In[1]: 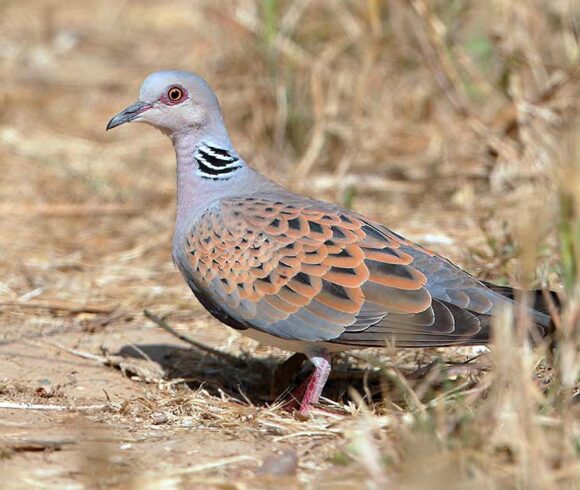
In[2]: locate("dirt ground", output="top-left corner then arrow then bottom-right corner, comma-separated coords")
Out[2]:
1,0 -> 578,488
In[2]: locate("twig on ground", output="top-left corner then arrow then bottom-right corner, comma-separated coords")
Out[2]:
143,309 -> 246,368
0,438 -> 75,452
31,340 -> 165,382
0,401 -> 107,411
0,299 -> 117,314
162,455 -> 260,476
83,309 -> 129,332
273,429 -> 342,442
27,340 -> 105,362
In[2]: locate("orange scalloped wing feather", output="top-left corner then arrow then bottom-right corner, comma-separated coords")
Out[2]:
186,196 -> 450,343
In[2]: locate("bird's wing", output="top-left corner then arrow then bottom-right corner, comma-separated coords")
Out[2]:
369,223 -> 505,314
185,196 -> 498,346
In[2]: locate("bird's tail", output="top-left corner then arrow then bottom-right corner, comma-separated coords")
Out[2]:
482,281 -> 559,338
482,281 -> 560,316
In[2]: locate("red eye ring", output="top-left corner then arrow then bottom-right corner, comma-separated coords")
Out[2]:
160,85 -> 188,105
167,86 -> 184,102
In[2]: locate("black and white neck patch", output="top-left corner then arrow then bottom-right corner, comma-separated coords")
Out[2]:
194,143 -> 242,180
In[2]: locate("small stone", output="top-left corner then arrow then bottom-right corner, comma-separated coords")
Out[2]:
257,449 -> 298,476
151,412 -> 168,425
36,385 -> 55,398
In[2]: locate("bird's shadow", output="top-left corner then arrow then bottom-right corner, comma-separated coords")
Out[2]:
115,343 -> 395,407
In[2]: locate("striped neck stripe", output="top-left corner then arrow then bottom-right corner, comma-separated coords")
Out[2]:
194,143 -> 241,180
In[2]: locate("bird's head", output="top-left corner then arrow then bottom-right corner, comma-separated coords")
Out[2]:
107,71 -> 223,136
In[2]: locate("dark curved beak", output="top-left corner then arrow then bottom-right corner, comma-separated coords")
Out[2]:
106,100 -> 151,130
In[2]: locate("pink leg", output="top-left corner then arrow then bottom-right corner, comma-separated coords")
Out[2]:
298,352 -> 331,415
282,351 -> 331,416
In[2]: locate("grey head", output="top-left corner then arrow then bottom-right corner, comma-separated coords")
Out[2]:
106,70 -> 279,229
106,70 -> 229,142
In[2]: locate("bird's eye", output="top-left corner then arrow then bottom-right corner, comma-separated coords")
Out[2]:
167,86 -> 184,102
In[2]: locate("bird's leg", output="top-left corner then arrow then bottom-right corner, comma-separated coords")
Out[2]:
285,350 -> 331,416
298,351 -> 331,415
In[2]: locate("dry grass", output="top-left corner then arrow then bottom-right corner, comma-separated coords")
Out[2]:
0,0 -> 578,488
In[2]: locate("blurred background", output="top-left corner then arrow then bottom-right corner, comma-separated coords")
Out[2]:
0,1 -> 578,488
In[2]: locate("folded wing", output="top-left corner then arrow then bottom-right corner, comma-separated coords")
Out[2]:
185,195 -> 532,346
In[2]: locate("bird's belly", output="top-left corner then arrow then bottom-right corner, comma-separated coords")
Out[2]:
241,328 -> 359,354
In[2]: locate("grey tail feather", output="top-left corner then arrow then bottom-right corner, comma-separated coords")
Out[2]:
482,281 -> 559,338
481,281 -> 560,317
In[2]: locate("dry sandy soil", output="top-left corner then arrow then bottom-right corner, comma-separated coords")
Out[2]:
0,1 -> 578,488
